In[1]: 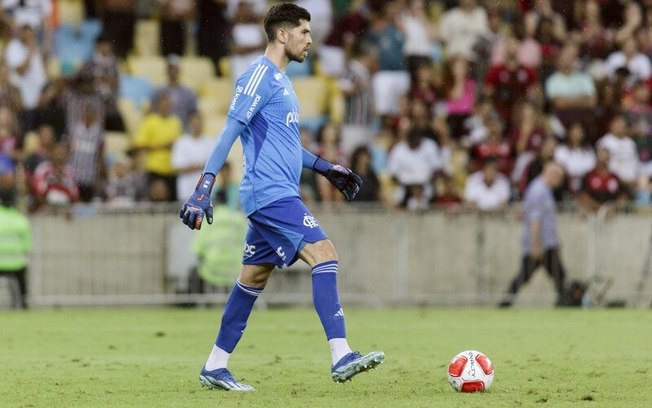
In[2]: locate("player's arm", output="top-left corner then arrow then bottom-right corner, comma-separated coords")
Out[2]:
301,148 -> 363,201
180,118 -> 245,230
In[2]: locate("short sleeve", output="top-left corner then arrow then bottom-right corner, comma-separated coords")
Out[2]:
227,63 -> 274,124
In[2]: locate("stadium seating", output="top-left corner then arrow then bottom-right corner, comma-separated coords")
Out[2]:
53,20 -> 102,71
119,75 -> 153,109
57,0 -> 84,26
126,55 -> 168,87
179,56 -> 216,92
200,78 -> 235,115
133,19 -> 160,57
104,131 -> 130,160
117,98 -> 145,138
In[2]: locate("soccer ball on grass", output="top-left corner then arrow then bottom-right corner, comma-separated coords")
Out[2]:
447,350 -> 494,392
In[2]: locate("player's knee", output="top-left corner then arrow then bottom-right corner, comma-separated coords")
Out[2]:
238,265 -> 273,288
299,239 -> 338,267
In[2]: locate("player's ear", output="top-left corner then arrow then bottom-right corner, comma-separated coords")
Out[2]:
277,27 -> 288,44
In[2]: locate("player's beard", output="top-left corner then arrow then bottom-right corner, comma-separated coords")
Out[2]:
286,45 -> 308,63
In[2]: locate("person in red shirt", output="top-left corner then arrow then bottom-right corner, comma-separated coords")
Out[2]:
471,114 -> 513,176
484,36 -> 539,124
31,142 -> 79,211
576,146 -> 628,217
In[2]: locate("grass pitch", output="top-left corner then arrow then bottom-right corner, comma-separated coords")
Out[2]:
1,307 -> 651,408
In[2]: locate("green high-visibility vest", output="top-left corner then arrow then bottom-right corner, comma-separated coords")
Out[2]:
0,206 -> 31,271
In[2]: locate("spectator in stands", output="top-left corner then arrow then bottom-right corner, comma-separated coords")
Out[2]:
613,1 -> 642,46
596,113 -> 640,193
518,136 -> 562,200
31,141 -> 79,211
624,81 -> 652,177
62,72 -> 106,138
533,17 -> 562,83
604,37 -> 652,88
65,104 -> 106,203
576,146 -> 628,217
132,92 -> 183,202
524,0 -> 567,45
171,111 -> 215,203
4,23 -> 47,132
401,0 -> 437,76
464,156 -> 511,212
228,0 -> 267,80
349,145 -> 380,203
388,126 -> 445,211
319,0 -> 369,77
437,0 -> 489,61
23,123 -> 53,210
79,35 -> 124,132
408,61 -> 438,117
0,64 -> 22,113
0,106 -> 21,162
152,54 -> 198,130
226,0 -> 266,19
470,114 -> 512,177
339,41 -> 375,154
499,162 -> 568,307
158,0 -> 195,57
195,0 -> 230,75
98,0 -> 136,59
23,123 -> 54,178
365,0 -> 410,116
460,96 -> 497,148
544,43 -> 597,141
574,0 -> 613,61
295,0 -> 333,49
484,36 -> 540,125
441,55 -> 477,140
37,77 -> 67,140
104,153 -> 145,206
509,101 -> 547,185
314,122 -> 348,203
0,0 -> 53,52
554,122 -> 597,195
0,154 -> 31,308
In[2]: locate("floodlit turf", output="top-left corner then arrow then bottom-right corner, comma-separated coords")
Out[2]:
1,307 -> 651,408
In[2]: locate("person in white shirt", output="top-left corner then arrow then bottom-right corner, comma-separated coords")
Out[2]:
4,24 -> 46,131
171,112 -> 216,202
464,157 -> 510,212
596,114 -> 640,190
437,0 -> 488,60
604,37 -> 651,87
554,122 -> 596,194
388,126 -> 444,209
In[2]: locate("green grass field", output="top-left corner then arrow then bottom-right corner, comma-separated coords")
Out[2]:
1,307 -> 651,408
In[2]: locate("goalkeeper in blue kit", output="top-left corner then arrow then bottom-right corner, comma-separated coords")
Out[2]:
180,3 -> 384,391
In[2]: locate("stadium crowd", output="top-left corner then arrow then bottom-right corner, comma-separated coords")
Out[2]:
0,0 -> 651,215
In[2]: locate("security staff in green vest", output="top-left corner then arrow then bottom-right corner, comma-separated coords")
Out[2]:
0,155 -> 31,309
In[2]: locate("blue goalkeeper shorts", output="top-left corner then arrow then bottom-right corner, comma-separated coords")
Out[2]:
242,196 -> 328,268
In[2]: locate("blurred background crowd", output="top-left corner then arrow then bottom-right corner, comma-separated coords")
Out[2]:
0,0 -> 652,215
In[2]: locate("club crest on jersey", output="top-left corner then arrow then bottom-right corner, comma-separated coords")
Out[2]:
285,110 -> 300,127
303,213 -> 319,228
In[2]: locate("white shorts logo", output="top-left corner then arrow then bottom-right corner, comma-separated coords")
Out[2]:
276,246 -> 287,261
243,242 -> 256,259
303,214 -> 319,228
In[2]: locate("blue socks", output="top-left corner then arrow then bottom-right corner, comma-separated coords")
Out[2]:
312,260 -> 346,339
215,280 -> 262,353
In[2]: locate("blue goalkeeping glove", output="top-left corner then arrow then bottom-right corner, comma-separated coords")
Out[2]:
180,173 -> 215,230
313,157 -> 363,201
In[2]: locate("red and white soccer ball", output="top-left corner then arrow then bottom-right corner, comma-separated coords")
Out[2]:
447,350 -> 494,393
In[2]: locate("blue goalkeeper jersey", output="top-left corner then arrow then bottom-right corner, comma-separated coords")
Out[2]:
228,56 -> 303,216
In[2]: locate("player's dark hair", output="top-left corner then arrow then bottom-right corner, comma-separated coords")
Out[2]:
263,3 -> 311,42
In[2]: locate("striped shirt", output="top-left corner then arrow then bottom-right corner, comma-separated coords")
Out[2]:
66,122 -> 104,185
